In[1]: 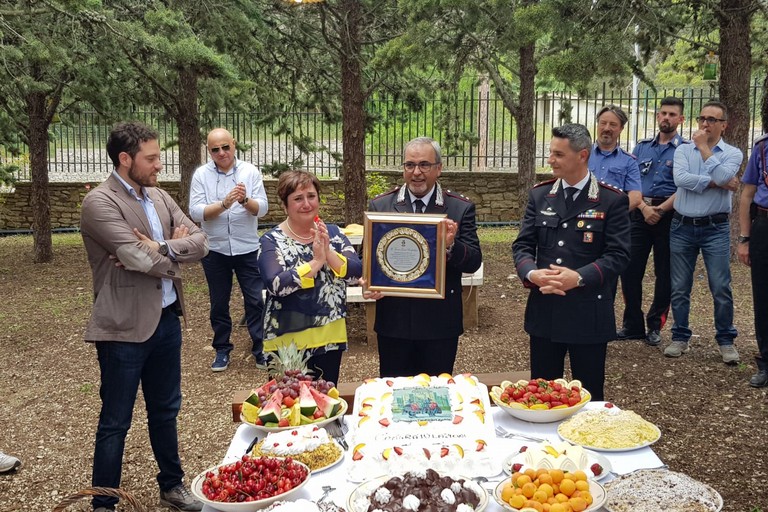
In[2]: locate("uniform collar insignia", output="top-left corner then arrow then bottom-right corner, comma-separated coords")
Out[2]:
397,182 -> 444,206
587,174 -> 599,201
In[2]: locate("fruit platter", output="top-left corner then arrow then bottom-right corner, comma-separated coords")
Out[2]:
494,467 -> 606,512
502,440 -> 613,482
490,378 -> 591,423
240,344 -> 348,432
191,455 -> 311,512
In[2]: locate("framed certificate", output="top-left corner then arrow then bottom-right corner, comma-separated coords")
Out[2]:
362,211 -> 447,298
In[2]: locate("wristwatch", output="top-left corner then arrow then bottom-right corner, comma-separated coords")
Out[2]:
239,197 -> 249,206
576,274 -> 585,287
158,241 -> 169,256
738,235 -> 751,243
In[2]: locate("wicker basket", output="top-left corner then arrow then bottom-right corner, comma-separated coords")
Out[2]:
52,487 -> 147,512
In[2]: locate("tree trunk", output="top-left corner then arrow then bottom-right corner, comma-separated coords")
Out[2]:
761,73 -> 768,133
26,92 -> 52,263
716,0 -> 752,255
339,0 -> 366,225
175,69 -> 201,213
516,42 -> 537,219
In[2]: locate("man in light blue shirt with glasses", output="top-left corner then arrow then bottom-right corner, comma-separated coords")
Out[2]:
190,128 -> 269,372
666,101 -> 742,363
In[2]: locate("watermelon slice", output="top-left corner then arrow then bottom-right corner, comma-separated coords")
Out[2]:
299,384 -> 318,417
246,379 -> 277,407
258,390 -> 284,424
309,387 -> 341,418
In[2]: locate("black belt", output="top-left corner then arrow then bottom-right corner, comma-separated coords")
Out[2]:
643,197 -> 670,206
163,301 -> 180,315
756,207 -> 768,218
673,212 -> 729,226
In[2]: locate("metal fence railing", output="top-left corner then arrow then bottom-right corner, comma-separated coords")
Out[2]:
2,78 -> 765,182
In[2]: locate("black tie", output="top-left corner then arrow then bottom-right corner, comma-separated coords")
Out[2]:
414,199 -> 425,213
565,187 -> 577,207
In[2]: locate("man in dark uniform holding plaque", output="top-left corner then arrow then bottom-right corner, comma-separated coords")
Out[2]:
737,131 -> 768,387
513,124 -> 631,401
365,136 -> 482,378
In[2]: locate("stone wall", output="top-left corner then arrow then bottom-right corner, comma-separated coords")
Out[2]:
0,170 -> 543,231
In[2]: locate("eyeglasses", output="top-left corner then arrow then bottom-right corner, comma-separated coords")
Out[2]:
403,161 -> 439,173
696,116 -> 726,124
209,144 -> 232,154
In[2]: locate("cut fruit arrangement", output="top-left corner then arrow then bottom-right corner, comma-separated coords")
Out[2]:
242,343 -> 343,428
491,378 -> 589,410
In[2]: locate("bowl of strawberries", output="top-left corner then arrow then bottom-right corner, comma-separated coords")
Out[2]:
490,378 -> 590,423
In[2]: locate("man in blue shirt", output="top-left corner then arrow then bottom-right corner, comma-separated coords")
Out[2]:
588,105 -> 642,211
190,128 -> 270,372
737,132 -> 768,387
666,101 -> 742,363
617,97 -> 687,346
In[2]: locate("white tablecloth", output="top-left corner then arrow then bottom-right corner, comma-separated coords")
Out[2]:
201,402 -> 664,511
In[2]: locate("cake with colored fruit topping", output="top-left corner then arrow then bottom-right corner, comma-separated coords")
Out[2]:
348,373 -> 497,480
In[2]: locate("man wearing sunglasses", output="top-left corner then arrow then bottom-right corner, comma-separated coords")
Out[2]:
665,101 -> 742,363
365,137 -> 482,377
189,128 -> 270,372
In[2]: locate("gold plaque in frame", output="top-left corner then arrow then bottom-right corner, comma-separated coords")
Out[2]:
362,211 -> 447,298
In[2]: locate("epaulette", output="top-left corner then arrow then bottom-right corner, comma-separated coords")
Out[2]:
754,133 -> 768,146
619,147 -> 637,159
533,178 -> 557,188
445,190 -> 472,202
372,186 -> 400,200
598,181 -> 624,194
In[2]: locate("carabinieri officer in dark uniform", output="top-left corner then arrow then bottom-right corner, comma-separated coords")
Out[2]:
738,132 -> 768,388
617,97 -> 688,346
513,124 -> 631,401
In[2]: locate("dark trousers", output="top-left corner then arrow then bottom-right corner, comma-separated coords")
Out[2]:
620,209 -> 672,333
202,250 -> 264,357
306,349 -> 344,387
750,215 -> 768,370
529,336 -> 608,401
92,307 -> 184,509
377,335 -> 459,378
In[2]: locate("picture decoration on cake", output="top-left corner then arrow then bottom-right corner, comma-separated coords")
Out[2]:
392,386 -> 452,422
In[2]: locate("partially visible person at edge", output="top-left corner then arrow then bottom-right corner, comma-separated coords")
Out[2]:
512,124 -> 631,402
665,101 -> 742,364
257,170 -> 362,385
588,105 -> 643,211
190,127 -> 269,373
0,450 -> 21,473
616,97 -> 687,346
80,122 -> 208,512
737,131 -> 768,387
364,137 -> 482,378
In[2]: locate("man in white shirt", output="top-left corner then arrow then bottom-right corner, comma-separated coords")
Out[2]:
189,128 -> 269,371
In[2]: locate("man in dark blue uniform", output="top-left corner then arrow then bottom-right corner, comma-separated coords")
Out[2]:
366,137 -> 482,377
617,97 -> 687,345
588,105 -> 642,211
513,124 -> 631,401
738,132 -> 768,387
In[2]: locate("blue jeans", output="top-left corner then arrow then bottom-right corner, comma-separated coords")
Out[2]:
669,218 -> 737,345
202,250 -> 264,357
92,307 -> 185,509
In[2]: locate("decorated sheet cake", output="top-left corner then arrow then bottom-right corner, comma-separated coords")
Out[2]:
347,373 -> 498,480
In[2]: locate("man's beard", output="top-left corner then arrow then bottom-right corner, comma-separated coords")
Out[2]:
659,122 -> 676,134
128,162 -> 154,187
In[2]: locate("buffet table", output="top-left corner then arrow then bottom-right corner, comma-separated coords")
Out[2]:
201,402 -> 664,512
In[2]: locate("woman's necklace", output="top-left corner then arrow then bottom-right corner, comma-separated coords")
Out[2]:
284,220 -> 314,242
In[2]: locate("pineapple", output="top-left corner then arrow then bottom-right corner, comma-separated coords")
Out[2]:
267,341 -> 313,378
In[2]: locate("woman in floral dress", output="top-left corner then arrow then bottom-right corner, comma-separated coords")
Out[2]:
258,170 -> 362,385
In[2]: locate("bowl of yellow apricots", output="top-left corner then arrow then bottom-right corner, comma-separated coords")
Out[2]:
494,467 -> 606,512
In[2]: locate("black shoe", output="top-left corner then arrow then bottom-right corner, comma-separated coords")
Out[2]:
645,330 -> 662,346
615,328 -> 646,341
749,369 -> 768,388
254,353 -> 270,370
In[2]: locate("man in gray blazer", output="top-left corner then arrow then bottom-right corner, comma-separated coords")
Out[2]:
80,122 -> 208,512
